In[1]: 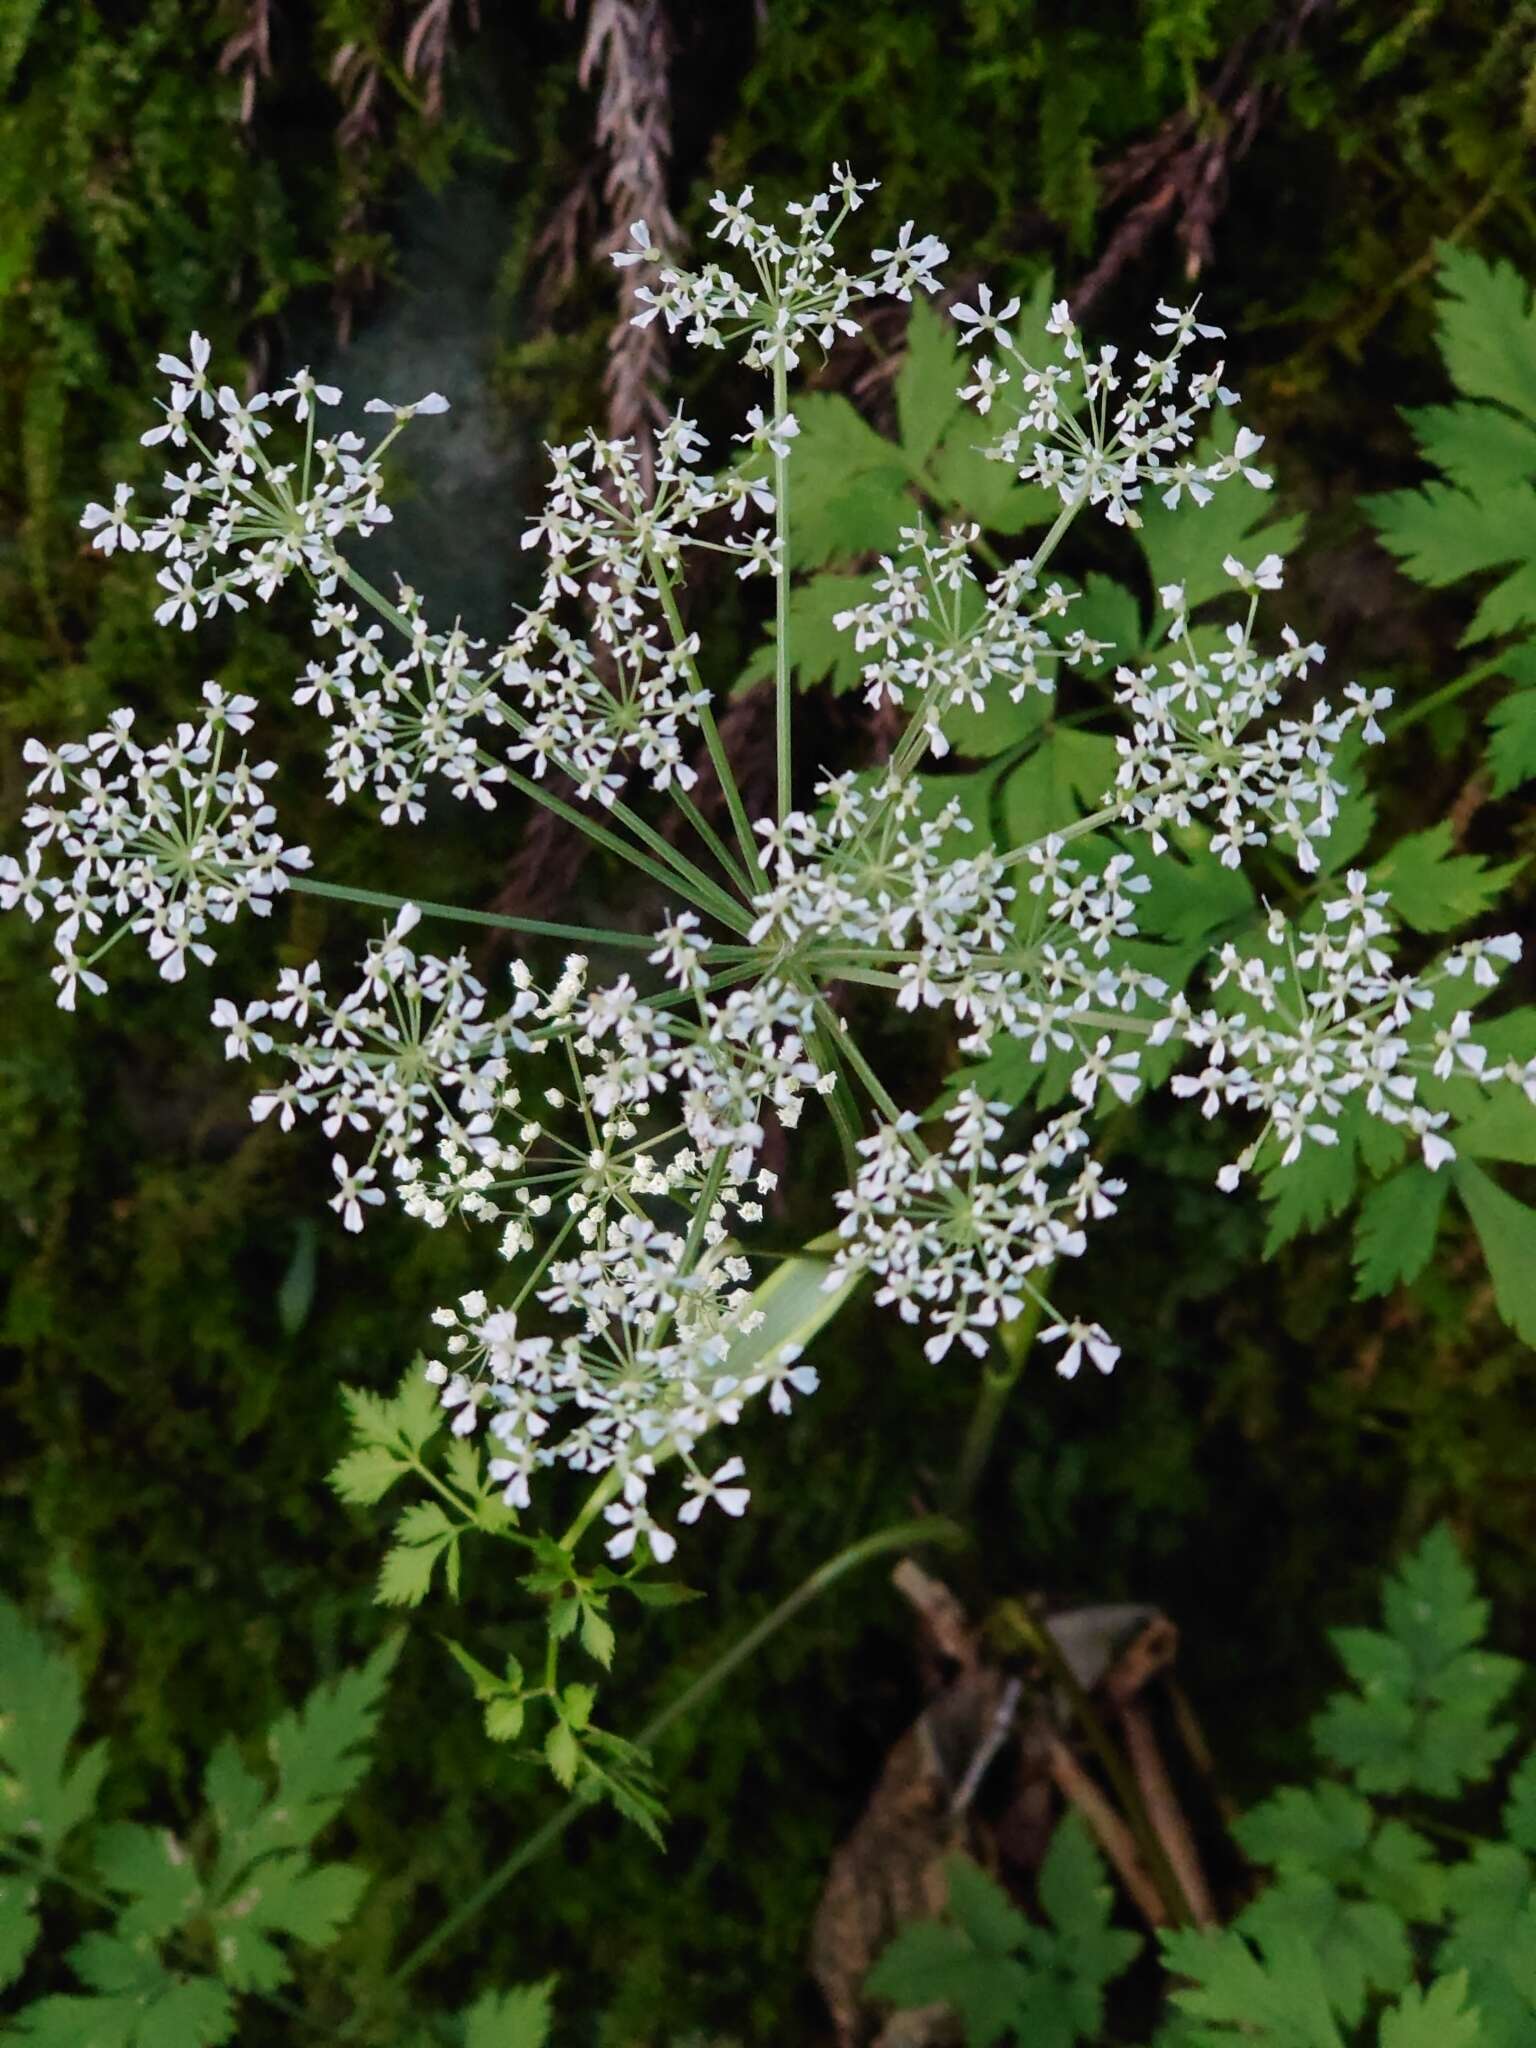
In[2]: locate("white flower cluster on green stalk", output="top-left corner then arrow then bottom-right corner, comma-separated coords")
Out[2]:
6,167 -> 1532,1567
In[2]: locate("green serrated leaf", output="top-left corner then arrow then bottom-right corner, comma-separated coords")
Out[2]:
1234,1786 -> 1445,1925
579,1603 -> 616,1670
1313,1525 -> 1523,1798
1236,1784 -> 1375,1874
212,1855 -> 367,1991
868,1918 -> 1032,2048
897,295 -> 965,469
1439,1845 -> 1536,2045
1455,1162 -> 1536,1343
1455,1093 -> 1536,1168
1434,244 -> 1536,424
233,1637 -> 399,1866
203,1740 -> 265,1844
1003,726 -> 1119,839
338,1370 -> 443,1462
545,1720 -> 579,1791
1236,1873 -> 1410,2029
18,1943 -> 237,2046
1379,1972 -> 1484,2048
484,1696 -> 525,1743
787,391 -> 912,567
1487,676 -> 1536,794
378,1500 -> 459,1608
1161,1925 -> 1345,2046
0,1874 -> 41,1991
1135,412 -> 1304,611
1367,478 -> 1536,643
0,1597 -> 109,1857
620,1579 -> 704,1610
562,1683 -> 596,1732
1371,823 -> 1525,934
1261,1132 -> 1360,1255
462,1978 -> 557,2048
867,1829 -> 1138,2048
1352,1167 -> 1449,1297
92,1822 -> 203,1942
444,1433 -> 485,1500
946,1854 -> 1032,1955
328,1444 -> 407,1507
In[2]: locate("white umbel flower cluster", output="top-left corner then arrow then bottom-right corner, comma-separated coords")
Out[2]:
1111,580 -> 1393,874
829,1094 -> 1123,1367
952,289 -> 1270,528
3,683 -> 310,1007
8,171 -> 1532,1568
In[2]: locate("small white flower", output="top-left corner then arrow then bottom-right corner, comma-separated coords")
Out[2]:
612,219 -> 661,268
677,1457 -> 751,1524
363,392 -> 450,419
80,483 -> 139,555
329,1154 -> 385,1232
1040,1319 -> 1120,1379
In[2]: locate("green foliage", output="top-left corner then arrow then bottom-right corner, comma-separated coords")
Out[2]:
866,1817 -> 1140,2047
1452,1163 -> 1536,1346
1366,249 -> 1536,807
1368,823 -> 1525,936
462,1979 -> 556,2048
0,1595 -> 553,2041
1312,1526 -> 1522,1798
0,1594 -> 109,1859
872,1529 -> 1535,2047
1351,1168 -> 1449,1298
7,4 -> 1536,2041
1368,251 -> 1536,645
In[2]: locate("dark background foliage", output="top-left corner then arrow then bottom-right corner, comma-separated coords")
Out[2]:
3,1 -> 1534,2039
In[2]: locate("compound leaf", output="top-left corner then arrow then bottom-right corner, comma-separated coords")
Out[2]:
1312,1525 -> 1522,1798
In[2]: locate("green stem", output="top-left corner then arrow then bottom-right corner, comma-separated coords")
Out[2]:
772,350 -> 792,826
811,994 -> 906,1128
331,555 -> 751,935
673,784 -> 753,899
646,546 -> 769,891
499,763 -> 753,936
360,1516 -> 965,2010
1388,649 -> 1511,738
948,1290 -> 1049,1514
807,1012 -> 865,1181
561,1467 -> 624,1551
288,876 -> 657,950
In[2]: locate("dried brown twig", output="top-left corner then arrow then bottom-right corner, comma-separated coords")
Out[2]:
1073,0 -> 1331,318
217,0 -> 274,127
328,2 -> 480,340
559,0 -> 681,460
404,0 -> 481,123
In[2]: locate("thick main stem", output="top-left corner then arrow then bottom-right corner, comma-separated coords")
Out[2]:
772,349 -> 792,826
948,1289 -> 1048,1514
